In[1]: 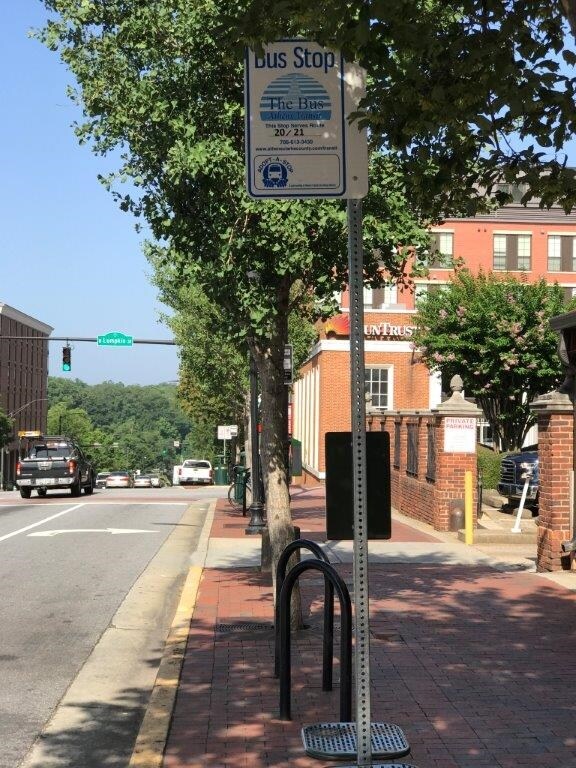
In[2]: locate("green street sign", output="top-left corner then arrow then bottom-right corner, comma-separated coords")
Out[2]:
97,332 -> 134,347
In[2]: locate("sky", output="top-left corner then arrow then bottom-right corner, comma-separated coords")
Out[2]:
1,3 -> 180,386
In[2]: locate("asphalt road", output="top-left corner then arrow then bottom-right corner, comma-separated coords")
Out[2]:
0,485 -> 225,768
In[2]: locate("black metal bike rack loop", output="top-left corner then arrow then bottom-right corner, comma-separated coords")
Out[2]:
278,558 -> 352,722
274,539 -> 334,689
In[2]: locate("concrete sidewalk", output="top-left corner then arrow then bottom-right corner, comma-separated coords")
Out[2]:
131,487 -> 576,768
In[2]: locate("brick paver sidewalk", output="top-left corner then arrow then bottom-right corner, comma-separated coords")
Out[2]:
163,487 -> 576,768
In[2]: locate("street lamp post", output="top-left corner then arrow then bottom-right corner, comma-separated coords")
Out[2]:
245,355 -> 266,534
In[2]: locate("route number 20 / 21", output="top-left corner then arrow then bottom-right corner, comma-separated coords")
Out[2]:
274,127 -> 304,136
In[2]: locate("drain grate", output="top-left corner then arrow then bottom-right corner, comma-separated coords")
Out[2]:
302,722 -> 410,760
215,622 -> 274,633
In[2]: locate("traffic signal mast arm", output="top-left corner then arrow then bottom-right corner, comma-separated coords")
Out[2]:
0,336 -> 176,344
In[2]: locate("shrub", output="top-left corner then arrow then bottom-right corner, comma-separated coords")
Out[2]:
477,444 -> 502,489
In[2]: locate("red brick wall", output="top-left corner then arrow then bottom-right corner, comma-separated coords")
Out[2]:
301,340 -> 431,477
534,407 -> 573,571
373,412 -> 478,531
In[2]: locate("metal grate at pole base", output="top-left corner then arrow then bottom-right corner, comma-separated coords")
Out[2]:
318,765 -> 418,768
302,722 -> 410,761
318,764 -> 419,768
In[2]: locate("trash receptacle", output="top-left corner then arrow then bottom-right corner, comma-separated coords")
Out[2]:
234,466 -> 249,502
214,466 -> 228,485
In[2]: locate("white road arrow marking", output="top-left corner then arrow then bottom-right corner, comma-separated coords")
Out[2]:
28,528 -> 160,537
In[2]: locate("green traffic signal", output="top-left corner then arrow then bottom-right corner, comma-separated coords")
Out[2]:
62,345 -> 72,372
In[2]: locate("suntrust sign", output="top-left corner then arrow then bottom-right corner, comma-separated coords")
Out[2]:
324,314 -> 416,339
364,322 -> 415,339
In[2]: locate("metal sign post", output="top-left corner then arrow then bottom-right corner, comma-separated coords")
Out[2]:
245,41 -> 412,767
347,198 -> 371,765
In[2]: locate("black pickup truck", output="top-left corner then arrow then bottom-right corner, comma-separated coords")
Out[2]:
497,449 -> 539,510
15,436 -> 95,499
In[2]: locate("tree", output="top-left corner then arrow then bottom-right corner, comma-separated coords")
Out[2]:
0,409 -> 13,449
412,271 -> 568,451
150,277 -> 248,434
37,0 -> 431,607
225,0 -> 576,216
47,403 -> 98,445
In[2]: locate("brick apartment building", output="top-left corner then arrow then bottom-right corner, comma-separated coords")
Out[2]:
0,303 -> 52,488
293,190 -> 576,483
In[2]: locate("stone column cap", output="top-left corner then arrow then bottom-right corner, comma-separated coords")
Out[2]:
531,389 -> 574,413
432,374 -> 483,417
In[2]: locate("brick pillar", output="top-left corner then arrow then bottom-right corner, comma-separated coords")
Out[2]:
531,390 -> 574,572
432,379 -> 482,531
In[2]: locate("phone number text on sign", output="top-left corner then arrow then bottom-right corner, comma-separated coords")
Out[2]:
245,42 -> 346,197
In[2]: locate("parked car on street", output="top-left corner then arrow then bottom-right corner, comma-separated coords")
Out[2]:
149,472 -> 171,487
105,471 -> 134,489
134,474 -> 153,488
178,459 -> 213,486
497,448 -> 539,510
95,472 -> 111,489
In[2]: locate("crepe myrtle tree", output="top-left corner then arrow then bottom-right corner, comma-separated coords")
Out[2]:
412,271 -> 569,451
37,0 -> 432,604
224,0 -> 576,218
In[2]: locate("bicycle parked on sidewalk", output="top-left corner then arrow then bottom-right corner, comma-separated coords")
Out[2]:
227,466 -> 252,513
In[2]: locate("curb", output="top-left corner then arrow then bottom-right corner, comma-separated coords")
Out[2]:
128,498 -> 216,768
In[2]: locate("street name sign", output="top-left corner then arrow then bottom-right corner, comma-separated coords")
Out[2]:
97,332 -> 133,347
245,40 -> 367,199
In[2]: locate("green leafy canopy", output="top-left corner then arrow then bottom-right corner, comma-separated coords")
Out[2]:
222,0 -> 576,216
412,270 -> 568,450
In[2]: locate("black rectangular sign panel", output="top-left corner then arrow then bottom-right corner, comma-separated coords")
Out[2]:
325,431 -> 391,540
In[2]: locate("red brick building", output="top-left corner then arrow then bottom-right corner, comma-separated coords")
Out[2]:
0,303 -> 52,488
293,194 -> 576,483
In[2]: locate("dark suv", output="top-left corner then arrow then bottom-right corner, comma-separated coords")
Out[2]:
497,449 -> 539,510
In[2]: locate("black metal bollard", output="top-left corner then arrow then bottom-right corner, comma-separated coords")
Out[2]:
278,559 -> 352,722
274,539 -> 333,690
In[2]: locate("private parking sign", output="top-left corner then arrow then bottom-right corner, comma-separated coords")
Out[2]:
245,40 -> 367,199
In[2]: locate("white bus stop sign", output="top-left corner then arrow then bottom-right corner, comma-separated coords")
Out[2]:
245,40 -> 367,199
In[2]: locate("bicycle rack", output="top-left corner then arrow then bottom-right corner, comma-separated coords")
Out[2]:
274,539 -> 334,691
278,558 -> 352,723
277,548 -> 411,763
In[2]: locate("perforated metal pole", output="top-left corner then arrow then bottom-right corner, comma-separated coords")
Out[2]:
347,199 -> 372,766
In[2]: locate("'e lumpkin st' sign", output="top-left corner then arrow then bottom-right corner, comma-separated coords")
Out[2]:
245,40 -> 367,199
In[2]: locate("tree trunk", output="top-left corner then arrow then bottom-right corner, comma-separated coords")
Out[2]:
251,277 -> 302,631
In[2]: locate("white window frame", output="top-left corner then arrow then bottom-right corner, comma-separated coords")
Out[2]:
365,366 -> 392,411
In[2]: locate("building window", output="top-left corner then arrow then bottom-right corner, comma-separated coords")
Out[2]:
548,235 -> 576,272
493,233 -> 531,271
365,367 -> 389,410
363,285 -> 398,309
420,231 -> 454,268
494,182 -> 529,203
415,283 -> 446,306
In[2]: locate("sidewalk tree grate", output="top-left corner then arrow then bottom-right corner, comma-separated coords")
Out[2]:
302,722 -> 410,760
215,622 -> 274,634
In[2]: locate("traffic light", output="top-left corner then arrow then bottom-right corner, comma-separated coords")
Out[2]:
62,346 -> 72,372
